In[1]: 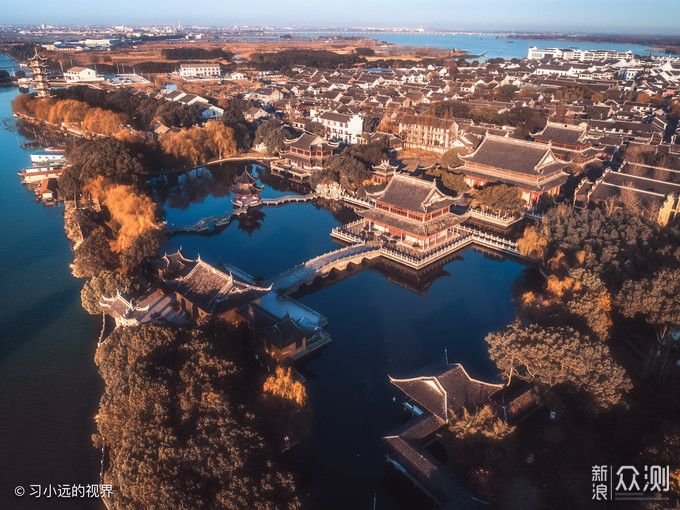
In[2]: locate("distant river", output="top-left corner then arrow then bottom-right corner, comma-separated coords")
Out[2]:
282,31 -> 661,60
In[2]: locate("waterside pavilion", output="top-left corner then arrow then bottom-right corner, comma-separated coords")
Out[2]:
458,134 -> 569,206
384,357 -> 539,508
231,168 -> 263,207
152,250 -> 271,322
358,173 -> 465,250
273,133 -> 339,180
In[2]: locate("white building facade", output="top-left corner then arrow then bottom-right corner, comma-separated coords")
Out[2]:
312,111 -> 363,144
179,63 -> 221,79
64,66 -> 103,83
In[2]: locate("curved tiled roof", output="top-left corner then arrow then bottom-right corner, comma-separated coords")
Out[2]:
367,173 -> 460,213
461,134 -> 568,175
534,122 -> 587,146
389,360 -> 503,422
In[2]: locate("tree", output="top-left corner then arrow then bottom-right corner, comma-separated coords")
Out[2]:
517,225 -> 549,259
93,320 -> 301,510
354,47 -> 376,57
553,85 -> 596,102
65,138 -> 149,188
493,85 -> 517,102
310,154 -> 373,193
449,405 -> 515,442
254,119 -> 292,156
618,268 -> 680,344
343,139 -> 388,166
119,230 -> 162,274
546,268 -> 613,341
362,115 -> 378,134
485,323 -> 631,409
220,106 -> 252,151
81,271 -> 134,314
535,192 -> 555,213
635,92 -> 651,103
304,120 -> 325,137
248,49 -> 364,71
440,147 -> 466,169
470,184 -> 526,215
440,171 -> 469,194
263,367 -> 307,407
72,229 -> 117,278
541,206 -> 680,290
161,122 -> 238,165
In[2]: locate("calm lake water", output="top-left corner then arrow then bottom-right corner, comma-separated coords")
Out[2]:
2,52 -> 529,509
161,169 -> 529,509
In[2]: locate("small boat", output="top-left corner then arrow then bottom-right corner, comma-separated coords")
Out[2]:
30,151 -> 66,164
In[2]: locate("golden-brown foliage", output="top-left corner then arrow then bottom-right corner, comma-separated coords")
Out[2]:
449,405 -> 515,442
12,95 -> 128,136
263,367 -> 307,407
160,121 -> 238,166
517,225 -> 549,259
85,176 -> 160,251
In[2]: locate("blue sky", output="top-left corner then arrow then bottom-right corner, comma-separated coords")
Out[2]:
4,0 -> 679,35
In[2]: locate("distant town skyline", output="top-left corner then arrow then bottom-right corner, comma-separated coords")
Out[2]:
4,0 -> 680,36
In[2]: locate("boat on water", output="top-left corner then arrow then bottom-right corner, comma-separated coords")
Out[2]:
18,162 -> 65,183
30,148 -> 65,164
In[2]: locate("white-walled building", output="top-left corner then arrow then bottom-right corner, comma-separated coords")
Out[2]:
64,66 -> 103,83
312,111 -> 363,144
528,46 -> 635,62
160,90 -> 224,119
179,63 -> 221,79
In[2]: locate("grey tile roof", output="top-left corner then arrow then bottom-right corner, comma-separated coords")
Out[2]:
368,173 -> 459,213
534,122 -> 588,145
390,360 -> 503,422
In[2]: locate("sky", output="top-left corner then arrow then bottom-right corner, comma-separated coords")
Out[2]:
3,0 -> 680,35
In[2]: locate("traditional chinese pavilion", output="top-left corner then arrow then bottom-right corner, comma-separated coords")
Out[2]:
532,122 -> 602,164
231,168 -> 263,207
371,159 -> 398,184
239,303 -> 331,361
280,133 -> 338,172
459,134 -> 569,205
360,173 -> 464,250
153,250 -> 271,321
383,356 -> 538,508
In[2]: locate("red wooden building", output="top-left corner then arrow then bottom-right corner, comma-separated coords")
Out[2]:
458,134 -> 569,206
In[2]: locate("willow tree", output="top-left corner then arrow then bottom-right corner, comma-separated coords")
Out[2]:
517,225 -> 549,259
